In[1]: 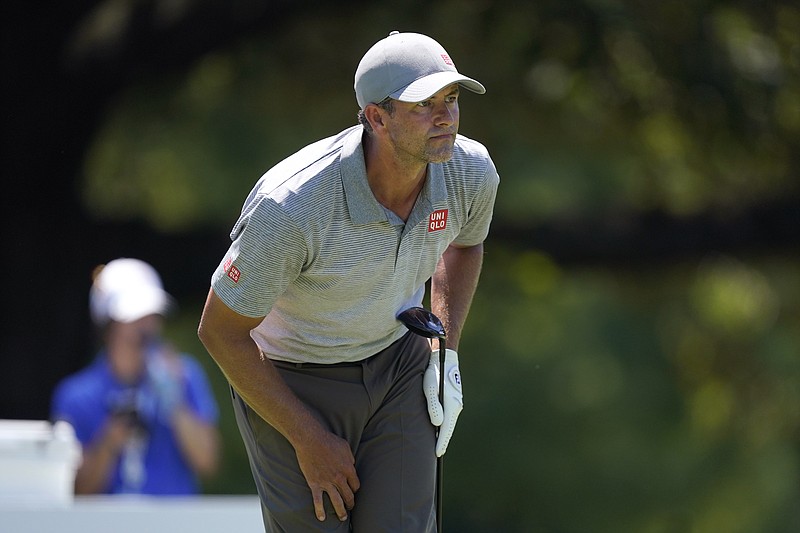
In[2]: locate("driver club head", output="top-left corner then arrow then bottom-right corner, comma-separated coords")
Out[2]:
397,307 -> 446,340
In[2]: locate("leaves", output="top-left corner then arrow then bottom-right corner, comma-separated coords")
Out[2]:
81,1 -> 800,530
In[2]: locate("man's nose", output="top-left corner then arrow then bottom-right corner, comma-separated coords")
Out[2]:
433,103 -> 456,127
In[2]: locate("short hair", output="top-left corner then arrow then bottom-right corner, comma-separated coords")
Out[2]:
357,98 -> 395,134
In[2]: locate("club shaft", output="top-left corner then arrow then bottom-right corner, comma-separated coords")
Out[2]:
437,337 -> 445,533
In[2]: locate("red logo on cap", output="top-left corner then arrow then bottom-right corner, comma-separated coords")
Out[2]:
428,209 -> 448,232
441,54 -> 453,66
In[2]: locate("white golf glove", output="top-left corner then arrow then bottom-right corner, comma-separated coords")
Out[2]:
423,349 -> 463,457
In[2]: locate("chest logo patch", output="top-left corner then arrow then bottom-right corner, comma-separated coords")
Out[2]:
428,209 -> 448,232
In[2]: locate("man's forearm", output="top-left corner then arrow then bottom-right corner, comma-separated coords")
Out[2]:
430,243 -> 484,350
197,309 -> 325,449
197,289 -> 360,521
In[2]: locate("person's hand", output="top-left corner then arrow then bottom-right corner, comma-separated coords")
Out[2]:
102,414 -> 138,455
423,348 -> 463,457
146,350 -> 185,420
294,428 -> 360,522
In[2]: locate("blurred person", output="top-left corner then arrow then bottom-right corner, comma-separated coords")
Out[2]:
52,258 -> 220,495
198,31 -> 498,531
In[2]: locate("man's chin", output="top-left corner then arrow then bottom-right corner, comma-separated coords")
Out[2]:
427,146 -> 455,164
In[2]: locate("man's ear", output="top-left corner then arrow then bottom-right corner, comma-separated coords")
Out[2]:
364,104 -> 387,132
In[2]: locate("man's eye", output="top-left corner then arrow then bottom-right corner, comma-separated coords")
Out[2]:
417,100 -> 431,107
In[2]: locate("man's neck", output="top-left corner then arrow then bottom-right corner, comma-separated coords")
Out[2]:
363,133 -> 427,222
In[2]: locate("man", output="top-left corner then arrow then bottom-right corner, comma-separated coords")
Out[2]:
52,258 -> 220,495
198,31 -> 499,531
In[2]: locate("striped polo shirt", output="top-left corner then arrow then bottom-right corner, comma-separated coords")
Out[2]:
211,125 -> 499,364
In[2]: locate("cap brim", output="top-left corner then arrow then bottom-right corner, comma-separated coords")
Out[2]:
390,71 -> 486,103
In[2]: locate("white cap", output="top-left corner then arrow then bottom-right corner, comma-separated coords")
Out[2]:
89,258 -> 173,325
354,31 -> 486,109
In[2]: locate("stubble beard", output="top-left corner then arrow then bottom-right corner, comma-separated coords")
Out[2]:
389,126 -> 456,166
423,135 -> 456,164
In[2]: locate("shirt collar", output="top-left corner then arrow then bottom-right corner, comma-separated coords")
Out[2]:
340,126 -> 448,226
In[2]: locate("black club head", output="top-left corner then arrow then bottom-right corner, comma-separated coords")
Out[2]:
397,307 -> 446,339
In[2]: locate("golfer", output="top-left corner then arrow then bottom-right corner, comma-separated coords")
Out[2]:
198,31 -> 499,532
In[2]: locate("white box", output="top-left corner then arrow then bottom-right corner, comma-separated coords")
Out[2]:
0,420 -> 82,507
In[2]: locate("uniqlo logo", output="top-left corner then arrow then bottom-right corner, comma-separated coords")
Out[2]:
441,54 -> 453,66
223,257 -> 240,283
428,209 -> 448,232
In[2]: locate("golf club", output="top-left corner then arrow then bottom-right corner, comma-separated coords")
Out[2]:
397,306 -> 446,533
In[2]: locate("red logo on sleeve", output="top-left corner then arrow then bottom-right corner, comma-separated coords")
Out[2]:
428,209 -> 448,232
223,257 -> 241,283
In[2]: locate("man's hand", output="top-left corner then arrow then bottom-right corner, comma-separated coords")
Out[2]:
423,348 -> 463,457
199,290 -> 358,521
294,428 -> 361,522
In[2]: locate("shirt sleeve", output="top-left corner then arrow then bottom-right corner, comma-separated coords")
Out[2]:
453,154 -> 500,247
51,380 -> 94,445
211,193 -> 306,318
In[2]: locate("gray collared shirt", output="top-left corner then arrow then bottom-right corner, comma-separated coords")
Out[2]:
212,125 -> 499,364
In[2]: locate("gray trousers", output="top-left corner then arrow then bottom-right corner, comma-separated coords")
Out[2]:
232,332 -> 437,532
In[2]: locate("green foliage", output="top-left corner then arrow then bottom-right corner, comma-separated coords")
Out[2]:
446,250 -> 800,532
81,0 -> 799,229
164,250 -> 800,531
84,1 -> 800,531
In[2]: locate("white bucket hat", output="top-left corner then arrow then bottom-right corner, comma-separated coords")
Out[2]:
354,31 -> 486,109
89,258 -> 173,325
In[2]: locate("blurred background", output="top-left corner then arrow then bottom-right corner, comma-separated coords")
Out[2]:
2,1 -> 799,531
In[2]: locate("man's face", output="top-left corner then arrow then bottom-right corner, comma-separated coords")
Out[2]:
383,83 -> 460,165
106,315 -> 161,383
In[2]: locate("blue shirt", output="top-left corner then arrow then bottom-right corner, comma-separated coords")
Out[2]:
51,347 -> 219,495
